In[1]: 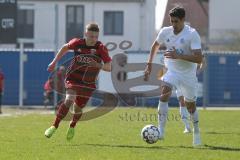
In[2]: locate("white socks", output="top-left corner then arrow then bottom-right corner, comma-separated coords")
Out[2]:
158,101 -> 168,137
191,109 -> 199,132
180,106 -> 191,130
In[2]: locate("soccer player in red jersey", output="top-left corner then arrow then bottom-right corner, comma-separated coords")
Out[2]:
44,23 -> 111,140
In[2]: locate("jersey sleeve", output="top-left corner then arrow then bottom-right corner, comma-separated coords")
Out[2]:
99,45 -> 112,63
156,28 -> 166,44
67,38 -> 80,50
190,31 -> 202,50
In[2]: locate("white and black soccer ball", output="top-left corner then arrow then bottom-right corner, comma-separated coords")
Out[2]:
141,124 -> 160,144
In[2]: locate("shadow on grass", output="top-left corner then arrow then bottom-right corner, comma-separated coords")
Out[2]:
203,144 -> 240,151
175,144 -> 240,152
62,143 -> 167,150
58,143 -> 240,152
205,131 -> 240,136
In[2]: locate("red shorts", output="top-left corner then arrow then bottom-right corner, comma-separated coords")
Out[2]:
65,80 -> 96,108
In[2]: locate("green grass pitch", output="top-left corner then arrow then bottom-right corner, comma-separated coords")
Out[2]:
0,107 -> 240,160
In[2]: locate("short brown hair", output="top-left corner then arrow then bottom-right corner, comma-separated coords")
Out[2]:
86,23 -> 99,32
169,6 -> 185,19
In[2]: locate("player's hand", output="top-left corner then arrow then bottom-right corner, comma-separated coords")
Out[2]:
144,63 -> 152,81
88,61 -> 103,69
164,47 -> 179,59
47,62 -> 56,72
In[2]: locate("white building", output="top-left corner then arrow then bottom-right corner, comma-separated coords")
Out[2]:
209,0 -> 240,42
17,0 -> 156,51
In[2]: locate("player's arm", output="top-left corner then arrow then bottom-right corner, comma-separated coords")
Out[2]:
197,55 -> 206,74
101,62 -> 111,72
144,41 -> 161,81
91,44 -> 111,72
164,48 -> 202,63
147,41 -> 161,64
89,61 -> 111,72
164,30 -> 203,64
48,44 -> 70,72
199,55 -> 206,70
177,49 -> 202,64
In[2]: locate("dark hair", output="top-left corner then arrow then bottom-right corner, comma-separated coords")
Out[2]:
169,6 -> 185,19
86,23 -> 99,32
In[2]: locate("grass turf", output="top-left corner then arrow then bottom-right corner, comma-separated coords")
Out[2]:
0,107 -> 240,160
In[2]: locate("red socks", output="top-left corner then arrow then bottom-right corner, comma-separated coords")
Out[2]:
70,112 -> 82,128
53,102 -> 69,128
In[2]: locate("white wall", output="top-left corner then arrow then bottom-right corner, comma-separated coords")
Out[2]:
18,0 -> 156,51
209,0 -> 240,41
34,3 -> 56,49
92,2 -> 141,52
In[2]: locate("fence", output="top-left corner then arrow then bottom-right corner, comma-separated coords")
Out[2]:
0,50 -> 239,107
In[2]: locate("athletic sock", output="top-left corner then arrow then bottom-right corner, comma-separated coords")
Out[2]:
158,100 -> 168,136
180,106 -> 190,129
53,102 -> 69,128
70,112 -> 82,128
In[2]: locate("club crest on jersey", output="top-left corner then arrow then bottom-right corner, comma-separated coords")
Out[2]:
90,49 -> 96,54
180,38 -> 185,44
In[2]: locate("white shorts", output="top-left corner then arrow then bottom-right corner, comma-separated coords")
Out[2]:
162,71 -> 198,102
175,88 -> 183,98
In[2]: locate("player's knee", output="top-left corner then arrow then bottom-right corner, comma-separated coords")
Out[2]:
66,92 -> 76,100
160,91 -> 171,102
160,93 -> 171,102
187,107 -> 196,114
185,101 -> 196,114
160,85 -> 172,102
64,94 -> 76,106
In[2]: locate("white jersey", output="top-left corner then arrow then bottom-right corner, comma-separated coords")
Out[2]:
156,25 -> 201,77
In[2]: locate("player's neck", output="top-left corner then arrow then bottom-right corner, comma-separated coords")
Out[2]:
173,25 -> 184,35
85,40 -> 96,46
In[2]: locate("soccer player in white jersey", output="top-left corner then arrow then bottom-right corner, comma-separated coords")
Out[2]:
144,6 -> 203,146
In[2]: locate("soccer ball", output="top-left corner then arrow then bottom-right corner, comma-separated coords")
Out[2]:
141,124 -> 160,144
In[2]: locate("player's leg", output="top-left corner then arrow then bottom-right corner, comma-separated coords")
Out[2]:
180,80 -> 201,146
158,84 -> 172,139
66,103 -> 82,141
45,89 -> 76,138
185,101 -> 201,146
158,71 -> 177,139
176,89 -> 191,133
66,85 -> 95,141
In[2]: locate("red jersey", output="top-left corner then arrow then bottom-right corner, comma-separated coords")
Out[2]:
0,72 -> 4,92
66,38 -> 111,87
